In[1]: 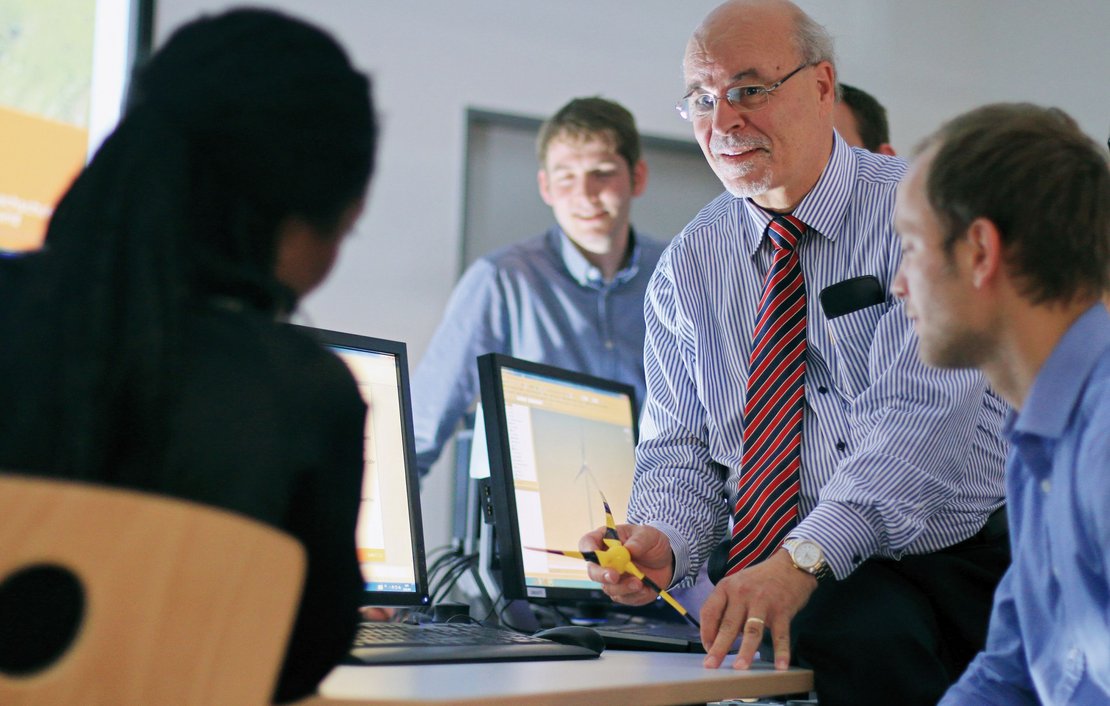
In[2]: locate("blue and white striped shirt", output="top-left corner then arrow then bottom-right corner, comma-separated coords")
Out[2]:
628,135 -> 1008,585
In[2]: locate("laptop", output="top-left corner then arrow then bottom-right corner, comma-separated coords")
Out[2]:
475,353 -> 705,653
295,326 -> 599,665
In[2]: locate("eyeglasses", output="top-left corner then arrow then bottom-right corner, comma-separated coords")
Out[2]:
676,62 -> 812,121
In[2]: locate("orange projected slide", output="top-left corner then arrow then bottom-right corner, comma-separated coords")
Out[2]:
0,106 -> 87,251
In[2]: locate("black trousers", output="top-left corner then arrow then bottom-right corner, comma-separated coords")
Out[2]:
789,510 -> 1010,706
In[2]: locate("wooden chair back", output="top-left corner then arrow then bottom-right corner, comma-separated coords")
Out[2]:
0,474 -> 306,705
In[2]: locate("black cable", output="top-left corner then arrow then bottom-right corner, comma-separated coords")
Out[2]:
433,554 -> 479,604
429,553 -> 473,604
425,546 -> 466,601
475,585 -> 506,626
425,544 -> 461,584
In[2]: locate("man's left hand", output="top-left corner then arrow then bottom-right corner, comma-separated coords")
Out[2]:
700,549 -> 818,671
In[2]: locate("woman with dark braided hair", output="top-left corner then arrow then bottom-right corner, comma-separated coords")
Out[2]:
0,9 -> 376,702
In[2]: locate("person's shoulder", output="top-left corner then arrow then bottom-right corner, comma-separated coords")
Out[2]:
851,148 -> 907,187
1082,337 -> 1110,413
189,307 -> 359,406
632,230 -> 667,248
838,149 -> 905,239
267,321 -> 342,366
479,230 -> 553,270
1074,338 -> 1110,500
665,191 -> 737,254
274,323 -> 362,393
652,189 -> 741,267
631,230 -> 668,265
457,230 -> 566,294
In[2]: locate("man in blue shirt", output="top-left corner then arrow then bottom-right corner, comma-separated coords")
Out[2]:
582,2 -> 1008,704
411,97 -> 665,477
893,104 -> 1110,704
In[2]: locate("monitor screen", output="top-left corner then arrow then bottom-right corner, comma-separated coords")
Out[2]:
295,326 -> 430,607
477,353 -> 638,603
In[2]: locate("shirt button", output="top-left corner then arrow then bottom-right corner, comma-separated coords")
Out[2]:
835,440 -> 847,452
605,341 -> 614,350
817,386 -> 828,394
1041,480 -> 1051,494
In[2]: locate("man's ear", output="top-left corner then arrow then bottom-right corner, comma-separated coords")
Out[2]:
966,217 -> 1004,290
631,160 -> 649,197
537,168 -> 554,207
814,61 -> 837,108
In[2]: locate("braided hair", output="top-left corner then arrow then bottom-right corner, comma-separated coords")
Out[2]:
0,8 -> 376,478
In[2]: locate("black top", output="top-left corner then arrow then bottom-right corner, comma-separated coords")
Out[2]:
1,301 -> 366,703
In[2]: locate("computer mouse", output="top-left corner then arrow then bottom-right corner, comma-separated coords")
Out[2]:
533,626 -> 606,655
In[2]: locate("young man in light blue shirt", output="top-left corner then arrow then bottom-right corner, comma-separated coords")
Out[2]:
893,102 -> 1110,704
411,97 -> 664,477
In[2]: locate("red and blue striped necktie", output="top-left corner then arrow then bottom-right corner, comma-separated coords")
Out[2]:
725,214 -> 807,576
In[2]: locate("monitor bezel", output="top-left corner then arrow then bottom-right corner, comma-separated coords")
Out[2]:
293,325 -> 431,608
477,352 -> 639,604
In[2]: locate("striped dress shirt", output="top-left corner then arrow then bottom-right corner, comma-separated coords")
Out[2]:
629,134 -> 1008,585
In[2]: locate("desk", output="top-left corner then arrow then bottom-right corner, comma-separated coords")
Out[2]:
295,652 -> 813,706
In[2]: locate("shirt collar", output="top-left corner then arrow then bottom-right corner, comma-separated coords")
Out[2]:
740,131 -> 857,256
1011,303 -> 1110,441
553,226 -> 641,287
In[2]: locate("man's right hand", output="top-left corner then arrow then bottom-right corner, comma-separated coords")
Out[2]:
578,523 -> 675,606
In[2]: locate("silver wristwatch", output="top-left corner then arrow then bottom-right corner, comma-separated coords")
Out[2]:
782,538 -> 832,581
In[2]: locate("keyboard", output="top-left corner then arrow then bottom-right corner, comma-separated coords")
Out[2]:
347,621 -> 600,665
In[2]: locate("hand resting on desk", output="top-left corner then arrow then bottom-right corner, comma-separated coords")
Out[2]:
700,549 -> 816,672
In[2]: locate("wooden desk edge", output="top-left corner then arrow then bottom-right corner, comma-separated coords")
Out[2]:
292,666 -> 814,706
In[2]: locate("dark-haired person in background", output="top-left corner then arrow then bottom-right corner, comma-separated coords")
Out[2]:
834,83 -> 896,155
892,103 -> 1110,705
411,96 -> 665,477
0,9 -> 376,703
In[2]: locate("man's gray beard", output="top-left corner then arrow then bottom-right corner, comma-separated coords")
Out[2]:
709,136 -> 773,198
720,168 -> 773,198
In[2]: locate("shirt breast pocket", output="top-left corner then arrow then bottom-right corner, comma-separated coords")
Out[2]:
822,302 -> 885,400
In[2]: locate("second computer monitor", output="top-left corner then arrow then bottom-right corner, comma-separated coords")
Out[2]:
477,353 -> 638,603
294,325 -> 430,608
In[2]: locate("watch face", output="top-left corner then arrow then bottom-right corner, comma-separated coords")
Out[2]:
794,541 -> 822,569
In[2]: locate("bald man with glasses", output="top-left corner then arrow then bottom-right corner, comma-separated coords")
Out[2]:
580,2 -> 1009,704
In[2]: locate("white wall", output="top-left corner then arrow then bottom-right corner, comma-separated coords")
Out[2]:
154,0 -> 1110,552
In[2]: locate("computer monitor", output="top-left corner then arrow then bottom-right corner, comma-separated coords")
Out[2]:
477,353 -> 638,604
294,325 -> 430,608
